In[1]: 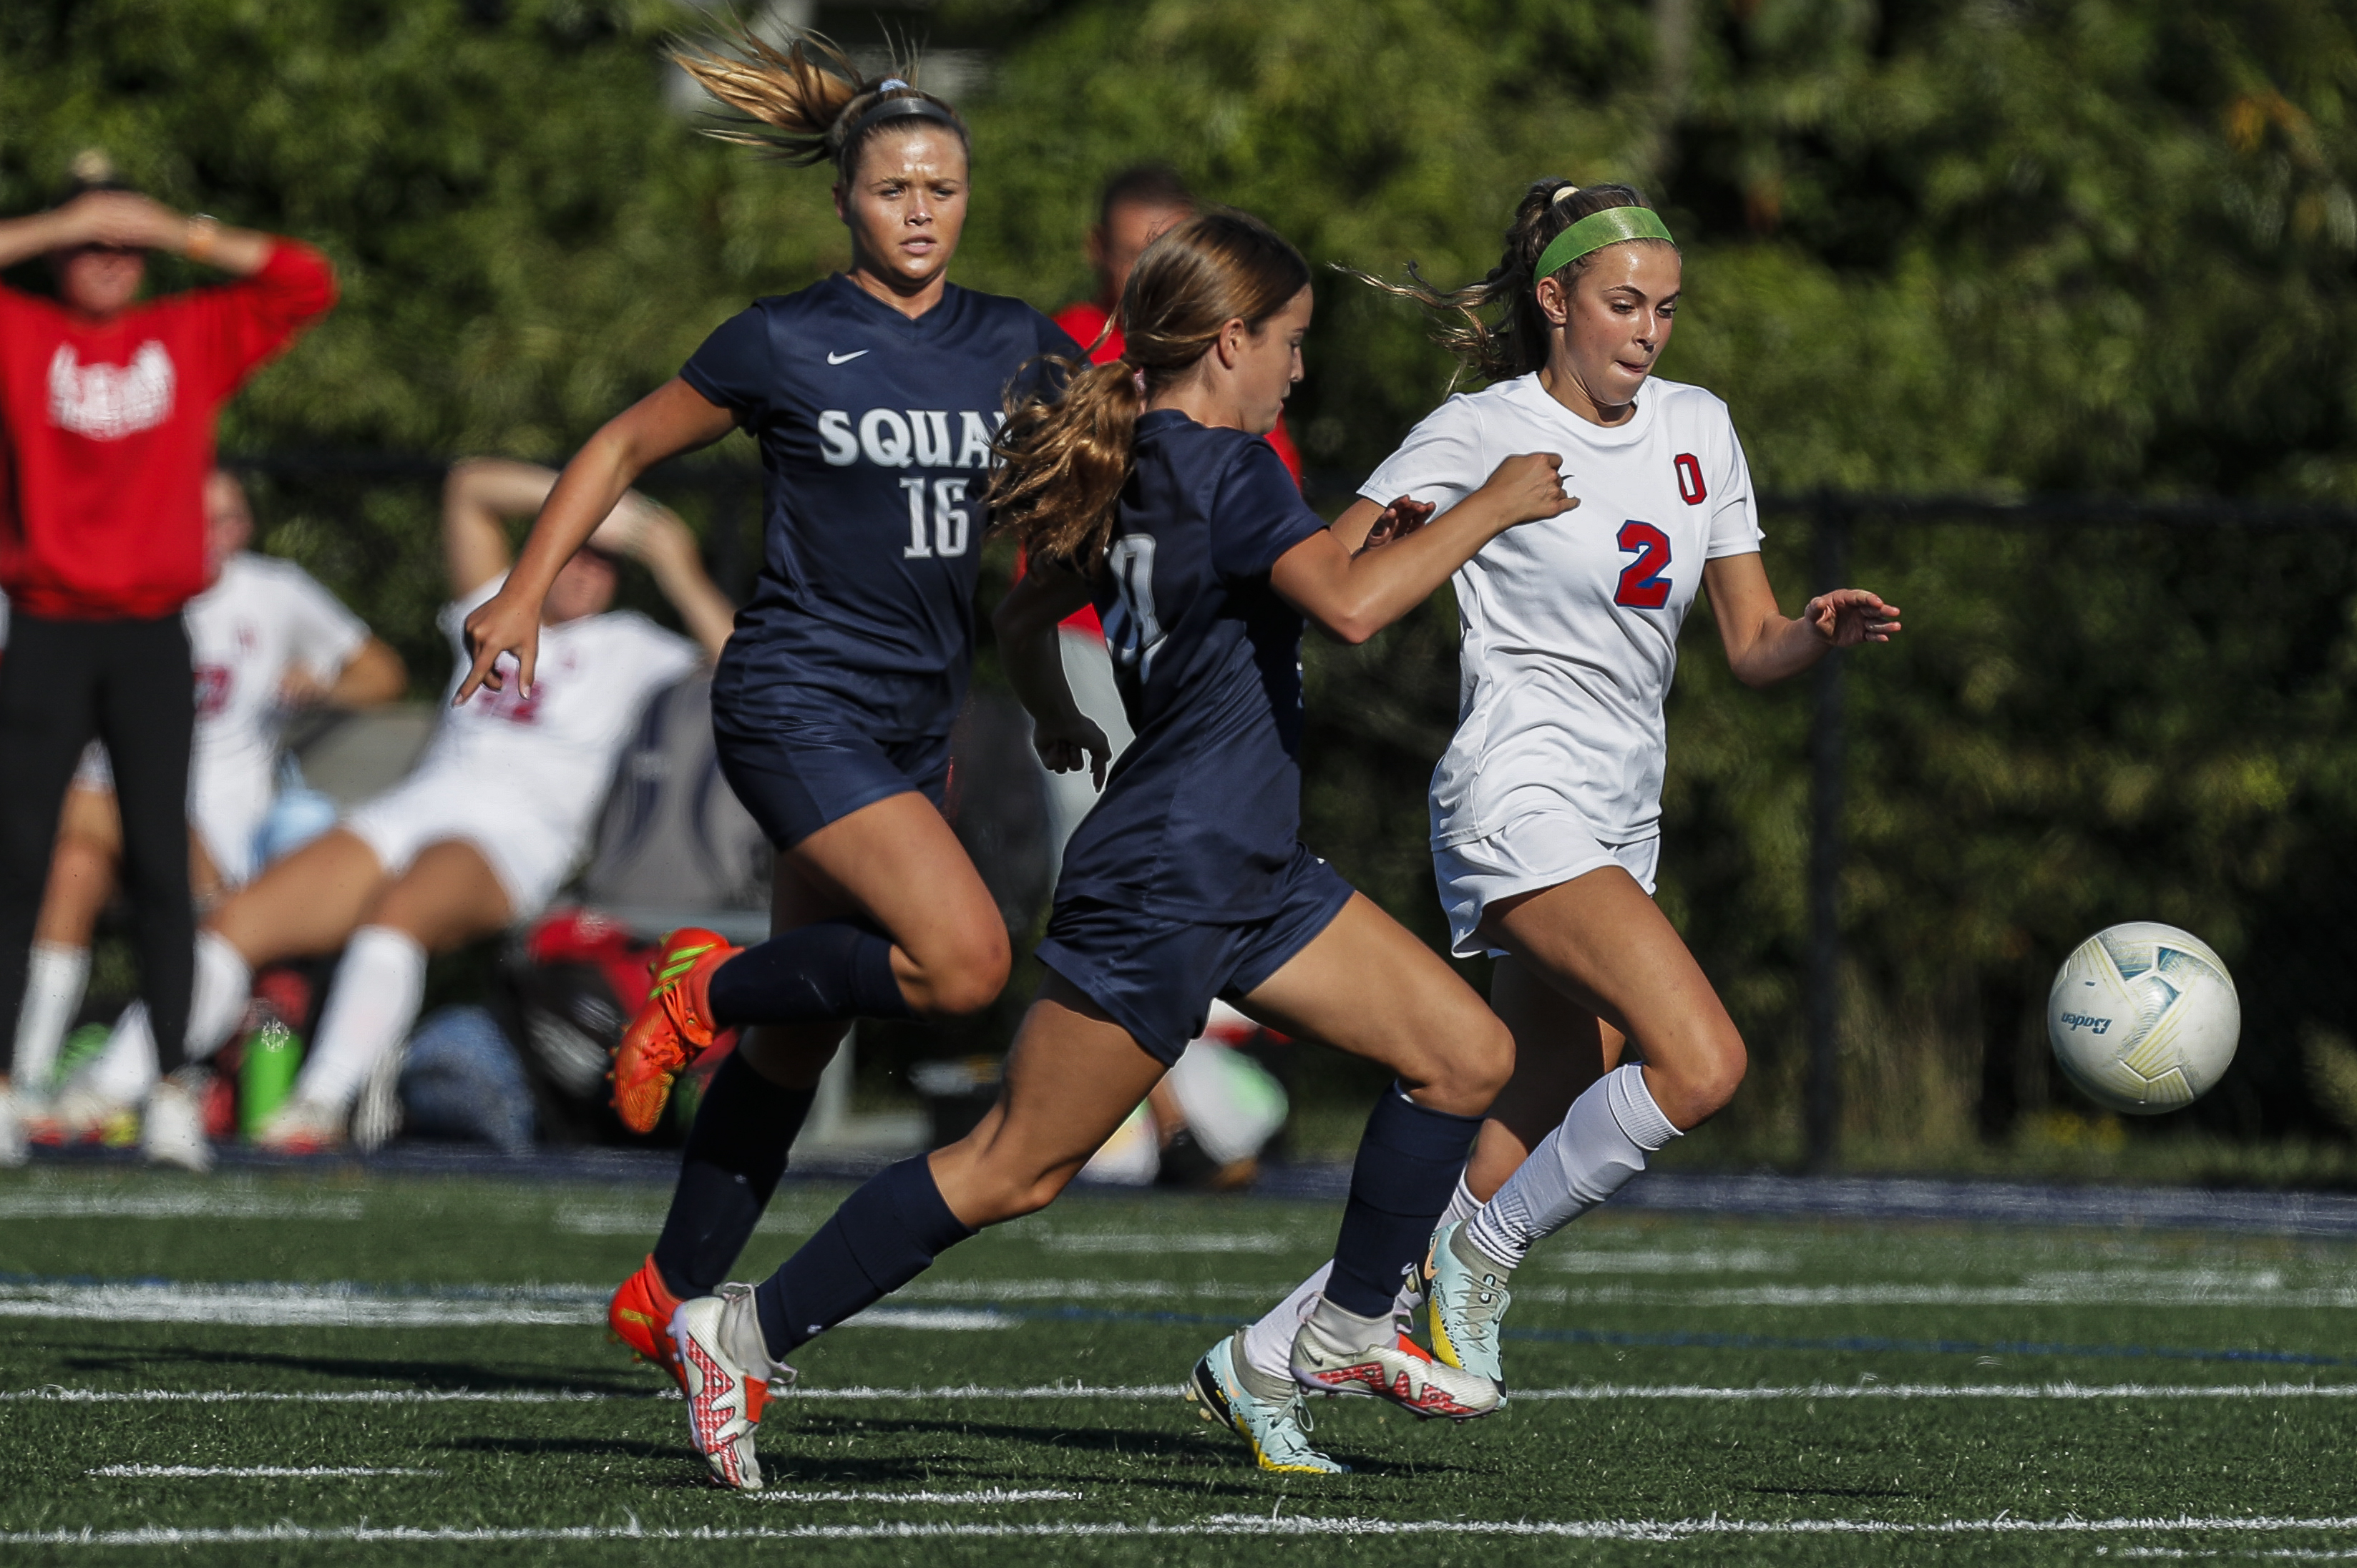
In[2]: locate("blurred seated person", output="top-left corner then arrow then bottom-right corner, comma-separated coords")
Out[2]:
9,469 -> 405,1094
56,459 -> 735,1156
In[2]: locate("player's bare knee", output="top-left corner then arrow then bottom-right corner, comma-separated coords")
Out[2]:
916,928 -> 1010,1018
1659,1033 -> 1747,1127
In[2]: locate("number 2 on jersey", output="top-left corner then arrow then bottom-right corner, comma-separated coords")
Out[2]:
1104,535 -> 1166,678
1614,521 -> 1674,609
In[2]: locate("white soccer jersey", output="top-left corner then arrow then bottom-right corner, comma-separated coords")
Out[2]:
1359,373 -> 1762,851
413,577 -> 702,854
186,553 -> 372,878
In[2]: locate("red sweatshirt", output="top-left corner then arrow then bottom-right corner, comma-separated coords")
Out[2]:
1047,300 -> 1307,637
0,241 -> 337,619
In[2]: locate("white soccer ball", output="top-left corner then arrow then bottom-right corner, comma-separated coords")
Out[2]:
2046,922 -> 2240,1115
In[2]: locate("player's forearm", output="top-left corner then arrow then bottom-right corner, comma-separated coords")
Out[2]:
1002,622 -> 1093,736
185,222 -> 274,277
0,211 -> 72,270
1309,496 -> 1513,645
1727,614 -> 1826,689
1327,496 -> 1387,554
326,640 -> 408,707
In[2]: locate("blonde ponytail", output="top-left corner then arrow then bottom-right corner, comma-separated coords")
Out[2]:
670,29 -> 967,175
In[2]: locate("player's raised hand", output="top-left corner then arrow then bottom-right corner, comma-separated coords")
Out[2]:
1033,712 -> 1116,790
1805,588 -> 1902,647
457,588 -> 542,704
1357,495 -> 1436,554
1475,451 -> 1578,526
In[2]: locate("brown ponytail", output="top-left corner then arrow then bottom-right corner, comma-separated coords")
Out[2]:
1352,180 -> 1662,384
669,29 -> 968,178
992,209 -> 1310,572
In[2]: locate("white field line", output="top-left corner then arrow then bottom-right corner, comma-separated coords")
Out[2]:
14,1381 -> 2354,1406
87,1466 -> 438,1478
1543,1281 -> 2357,1309
0,1282 -> 1006,1331
0,1192 -> 364,1221
11,1515 -> 2357,1546
751,1488 -> 1085,1504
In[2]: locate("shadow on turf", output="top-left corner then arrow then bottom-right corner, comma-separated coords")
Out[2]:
59,1344 -> 652,1396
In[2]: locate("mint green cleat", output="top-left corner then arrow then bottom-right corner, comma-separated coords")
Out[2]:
1186,1332 -> 1347,1474
1425,1220 -> 1512,1403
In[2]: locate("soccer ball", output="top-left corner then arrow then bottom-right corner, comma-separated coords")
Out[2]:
2046,922 -> 2240,1115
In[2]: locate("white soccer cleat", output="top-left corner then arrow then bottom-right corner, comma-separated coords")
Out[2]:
1425,1220 -> 1512,1402
1186,1332 -> 1347,1474
254,1097 -> 346,1155
1290,1303 -> 1500,1421
351,1044 -> 404,1153
142,1072 -> 213,1173
671,1283 -> 794,1491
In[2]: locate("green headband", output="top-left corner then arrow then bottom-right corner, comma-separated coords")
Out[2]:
1534,206 -> 1677,280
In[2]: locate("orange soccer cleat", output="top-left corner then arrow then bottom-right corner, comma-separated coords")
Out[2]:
608,1254 -> 687,1391
609,928 -> 739,1135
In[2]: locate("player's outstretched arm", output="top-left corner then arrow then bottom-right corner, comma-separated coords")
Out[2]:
992,560 -> 1113,788
320,639 -> 406,708
455,380 -> 735,702
1701,554 -> 1901,690
1271,453 -> 1574,645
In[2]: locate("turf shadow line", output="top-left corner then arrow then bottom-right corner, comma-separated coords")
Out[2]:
970,1302 -> 2357,1369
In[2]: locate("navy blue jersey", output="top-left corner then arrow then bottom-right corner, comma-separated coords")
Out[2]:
1054,409 -> 1330,919
685,275 -> 1080,741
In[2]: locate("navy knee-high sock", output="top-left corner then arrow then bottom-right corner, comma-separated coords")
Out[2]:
1325,1082 -> 1484,1318
753,1156 -> 974,1357
650,1053 -> 818,1299
707,921 -> 912,1029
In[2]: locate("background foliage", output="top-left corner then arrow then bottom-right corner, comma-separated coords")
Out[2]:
11,0 -> 2357,1167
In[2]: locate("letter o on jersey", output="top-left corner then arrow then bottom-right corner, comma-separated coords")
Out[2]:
860,408 -> 915,467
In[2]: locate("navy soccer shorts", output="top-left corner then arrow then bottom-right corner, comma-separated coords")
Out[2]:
715,710 -> 952,851
1034,843 -> 1355,1065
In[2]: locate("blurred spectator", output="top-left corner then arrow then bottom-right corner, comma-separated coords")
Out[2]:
9,469 -> 405,1096
1080,1001 -> 1291,1190
52,459 -> 733,1160
0,151 -> 336,1169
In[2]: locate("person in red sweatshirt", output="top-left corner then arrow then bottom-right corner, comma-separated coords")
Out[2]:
0,154 -> 336,1170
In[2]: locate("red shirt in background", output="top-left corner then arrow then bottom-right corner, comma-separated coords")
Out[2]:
0,241 -> 337,619
1047,300 -> 1306,637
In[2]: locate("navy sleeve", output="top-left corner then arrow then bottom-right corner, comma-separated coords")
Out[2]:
680,305 -> 774,423
1209,437 -> 1327,580
1035,308 -> 1085,361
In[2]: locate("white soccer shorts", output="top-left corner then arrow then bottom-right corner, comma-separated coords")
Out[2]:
1434,817 -> 1661,959
342,768 -> 580,919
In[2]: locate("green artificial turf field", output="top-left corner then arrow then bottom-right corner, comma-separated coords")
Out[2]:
4,1162 -> 2356,1564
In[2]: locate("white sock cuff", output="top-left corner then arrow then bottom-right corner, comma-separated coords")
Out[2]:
350,924 -> 428,969
1605,1063 -> 1679,1150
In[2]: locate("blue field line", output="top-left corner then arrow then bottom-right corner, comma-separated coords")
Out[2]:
977,1300 -> 2357,1369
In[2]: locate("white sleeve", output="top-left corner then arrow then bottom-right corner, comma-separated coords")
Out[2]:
1704,419 -> 1763,559
275,567 -> 372,686
1358,395 -> 1488,516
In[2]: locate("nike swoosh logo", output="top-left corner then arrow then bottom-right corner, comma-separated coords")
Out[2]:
826,350 -> 870,365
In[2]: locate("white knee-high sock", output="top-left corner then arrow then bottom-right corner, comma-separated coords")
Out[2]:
81,934 -> 254,1104
1463,1064 -> 1679,1270
189,932 -> 254,1060
11,943 -> 89,1089
293,927 -> 425,1114
1239,1172 -> 1483,1383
